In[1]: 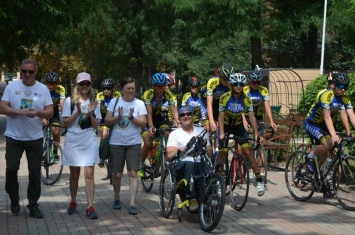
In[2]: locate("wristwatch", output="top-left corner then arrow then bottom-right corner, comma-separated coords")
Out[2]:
128,116 -> 134,120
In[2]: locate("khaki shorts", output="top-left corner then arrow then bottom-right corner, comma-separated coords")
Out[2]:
110,144 -> 141,173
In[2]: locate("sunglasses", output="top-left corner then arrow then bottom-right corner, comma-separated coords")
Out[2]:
21,70 -> 35,74
191,86 -> 199,89
155,85 -> 166,90
232,82 -> 244,87
251,81 -> 261,86
104,88 -> 113,91
46,82 -> 57,86
78,81 -> 91,87
337,84 -> 348,90
179,112 -> 193,117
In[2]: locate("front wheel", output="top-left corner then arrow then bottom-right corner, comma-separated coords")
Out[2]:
333,156 -> 355,211
140,160 -> 154,192
284,150 -> 314,201
229,154 -> 249,211
40,141 -> 63,185
159,167 -> 176,218
199,173 -> 226,233
254,145 -> 267,184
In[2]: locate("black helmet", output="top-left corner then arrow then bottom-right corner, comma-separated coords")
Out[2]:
332,72 -> 349,86
102,78 -> 115,88
188,76 -> 200,86
45,72 -> 59,83
219,63 -> 234,79
248,71 -> 262,81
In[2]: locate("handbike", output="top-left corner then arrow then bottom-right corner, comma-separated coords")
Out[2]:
159,129 -> 226,232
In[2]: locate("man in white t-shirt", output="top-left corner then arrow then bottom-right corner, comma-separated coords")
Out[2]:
0,59 -> 53,219
166,106 -> 210,211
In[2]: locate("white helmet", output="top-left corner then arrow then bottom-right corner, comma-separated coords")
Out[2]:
229,73 -> 247,85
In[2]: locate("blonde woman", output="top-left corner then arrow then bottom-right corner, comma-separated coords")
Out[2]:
62,72 -> 101,219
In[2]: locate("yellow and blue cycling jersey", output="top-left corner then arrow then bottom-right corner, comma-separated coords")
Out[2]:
306,89 -> 352,124
181,92 -> 207,123
96,91 -> 121,125
143,89 -> 176,124
219,91 -> 254,126
50,84 -> 66,120
243,85 -> 270,120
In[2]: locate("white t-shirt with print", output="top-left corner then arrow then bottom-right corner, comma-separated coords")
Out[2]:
107,97 -> 147,146
2,80 -> 53,140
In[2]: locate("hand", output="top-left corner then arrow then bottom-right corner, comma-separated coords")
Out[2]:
42,119 -> 48,126
88,101 -> 98,114
118,106 -> 124,118
210,121 -> 217,132
219,133 -> 225,140
19,108 -> 30,116
176,122 -> 182,128
128,107 -> 134,119
332,135 -> 341,144
271,123 -> 278,132
148,126 -> 155,136
26,109 -> 37,118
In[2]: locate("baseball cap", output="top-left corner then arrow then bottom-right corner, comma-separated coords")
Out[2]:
76,72 -> 91,83
178,106 -> 193,115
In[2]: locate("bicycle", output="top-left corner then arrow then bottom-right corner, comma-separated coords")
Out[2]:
40,121 -> 64,185
285,132 -> 355,210
139,125 -> 174,192
159,129 -> 226,232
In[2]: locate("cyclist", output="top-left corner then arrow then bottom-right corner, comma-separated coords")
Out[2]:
96,78 -> 121,167
218,73 -> 265,196
243,70 -> 277,132
202,63 -> 233,132
304,72 -> 355,197
43,72 -> 65,162
139,73 -> 180,171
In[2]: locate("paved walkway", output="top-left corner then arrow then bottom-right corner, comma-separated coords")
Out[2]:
1,114 -> 355,235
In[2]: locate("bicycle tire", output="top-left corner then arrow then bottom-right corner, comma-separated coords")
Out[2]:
40,141 -> 63,185
141,161 -> 154,192
333,155 -> 355,211
284,150 -> 314,201
254,144 -> 267,184
159,167 -> 176,218
229,154 -> 249,211
199,173 -> 226,232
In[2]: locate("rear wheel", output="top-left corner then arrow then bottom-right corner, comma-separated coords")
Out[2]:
199,173 -> 226,232
159,167 -> 176,218
333,156 -> 355,211
40,141 -> 63,185
141,160 -> 154,192
285,150 -> 314,201
229,154 -> 249,211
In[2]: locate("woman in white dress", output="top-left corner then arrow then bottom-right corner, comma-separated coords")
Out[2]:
105,77 -> 147,215
62,72 -> 101,219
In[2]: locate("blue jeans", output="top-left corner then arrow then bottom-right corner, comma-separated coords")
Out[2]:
5,137 -> 43,206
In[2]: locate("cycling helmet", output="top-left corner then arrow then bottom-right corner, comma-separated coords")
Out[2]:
248,71 -> 262,81
45,72 -> 59,83
166,74 -> 175,86
102,78 -> 115,88
152,73 -> 167,85
332,72 -> 349,86
219,63 -> 234,79
229,73 -> 247,85
188,76 -> 200,86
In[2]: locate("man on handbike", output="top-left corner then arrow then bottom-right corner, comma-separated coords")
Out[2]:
166,106 -> 211,211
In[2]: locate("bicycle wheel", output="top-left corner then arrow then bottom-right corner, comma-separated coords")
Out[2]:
285,150 -> 314,201
333,156 -> 355,211
254,145 -> 267,184
229,154 -> 249,211
199,173 -> 226,233
159,166 -> 176,218
141,160 -> 154,192
40,141 -> 63,185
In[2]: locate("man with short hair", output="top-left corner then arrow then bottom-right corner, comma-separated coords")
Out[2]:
0,59 -> 53,218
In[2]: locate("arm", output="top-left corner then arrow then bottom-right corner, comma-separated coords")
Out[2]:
264,100 -> 277,131
207,95 -> 216,131
218,111 -> 225,139
169,103 -> 180,127
130,114 -> 147,128
340,109 -> 351,136
346,108 -> 355,131
146,104 -> 155,136
323,109 -> 339,143
248,111 -> 259,140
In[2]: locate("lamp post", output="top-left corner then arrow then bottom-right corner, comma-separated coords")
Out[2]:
320,0 -> 328,75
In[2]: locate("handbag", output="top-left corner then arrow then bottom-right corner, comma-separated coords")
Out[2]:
99,98 -> 119,160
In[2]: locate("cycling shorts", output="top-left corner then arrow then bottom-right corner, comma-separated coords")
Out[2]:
304,119 -> 331,145
219,124 -> 251,151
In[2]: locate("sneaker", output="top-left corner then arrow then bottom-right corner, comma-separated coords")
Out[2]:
10,195 -> 20,214
98,159 -> 105,168
67,201 -> 77,215
257,181 -> 265,196
306,158 -> 314,173
27,204 -> 43,219
189,198 -> 199,212
113,200 -> 121,210
129,206 -> 137,215
53,154 -> 60,163
86,206 -> 98,219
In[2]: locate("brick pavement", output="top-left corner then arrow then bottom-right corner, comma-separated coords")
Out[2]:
1,114 -> 355,235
